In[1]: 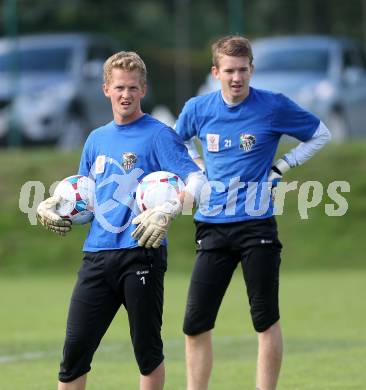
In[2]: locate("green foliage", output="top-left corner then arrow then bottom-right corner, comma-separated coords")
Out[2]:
0,142 -> 365,274
1,271 -> 365,388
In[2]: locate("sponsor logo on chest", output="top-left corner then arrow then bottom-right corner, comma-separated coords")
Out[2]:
206,133 -> 220,152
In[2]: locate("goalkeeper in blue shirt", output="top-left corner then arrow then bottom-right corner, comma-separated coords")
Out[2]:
175,35 -> 331,390
37,51 -> 205,390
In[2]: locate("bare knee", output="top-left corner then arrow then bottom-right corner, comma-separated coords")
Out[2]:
140,361 -> 165,390
257,321 -> 282,338
58,373 -> 87,390
186,330 -> 212,345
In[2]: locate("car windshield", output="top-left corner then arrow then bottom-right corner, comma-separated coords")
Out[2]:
0,46 -> 73,73
254,48 -> 329,73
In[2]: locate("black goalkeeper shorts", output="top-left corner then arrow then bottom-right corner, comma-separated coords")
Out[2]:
58,246 -> 167,383
183,217 -> 282,334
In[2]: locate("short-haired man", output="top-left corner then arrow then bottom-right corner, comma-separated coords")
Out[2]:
37,51 -> 205,390
175,35 -> 331,390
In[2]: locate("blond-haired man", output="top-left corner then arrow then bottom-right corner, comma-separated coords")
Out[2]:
37,51 -> 204,390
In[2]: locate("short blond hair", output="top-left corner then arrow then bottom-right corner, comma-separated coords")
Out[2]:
103,51 -> 147,85
212,35 -> 253,68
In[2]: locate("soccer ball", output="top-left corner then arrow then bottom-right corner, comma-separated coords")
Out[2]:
53,175 -> 95,225
135,171 -> 185,212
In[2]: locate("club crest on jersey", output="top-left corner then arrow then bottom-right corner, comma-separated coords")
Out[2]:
239,133 -> 256,152
206,133 -> 220,152
122,152 -> 137,171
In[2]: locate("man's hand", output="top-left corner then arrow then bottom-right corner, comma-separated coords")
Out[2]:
36,195 -> 72,236
131,200 -> 182,248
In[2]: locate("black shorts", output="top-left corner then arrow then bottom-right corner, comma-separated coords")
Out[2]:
183,218 -> 282,334
59,246 -> 167,383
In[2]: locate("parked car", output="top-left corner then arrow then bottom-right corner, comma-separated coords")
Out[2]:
198,35 -> 366,142
0,33 -> 153,147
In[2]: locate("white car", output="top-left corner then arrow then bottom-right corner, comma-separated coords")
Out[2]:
198,35 -> 366,142
0,33 -> 153,148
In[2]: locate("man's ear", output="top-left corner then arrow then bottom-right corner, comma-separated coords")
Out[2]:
103,83 -> 110,98
211,65 -> 219,80
140,83 -> 147,98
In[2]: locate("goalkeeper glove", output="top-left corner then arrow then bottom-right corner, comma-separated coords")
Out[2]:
268,158 -> 291,183
268,158 -> 291,199
36,195 -> 72,236
131,200 -> 182,249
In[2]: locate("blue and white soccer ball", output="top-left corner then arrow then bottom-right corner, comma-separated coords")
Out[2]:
135,171 -> 185,212
53,175 -> 95,225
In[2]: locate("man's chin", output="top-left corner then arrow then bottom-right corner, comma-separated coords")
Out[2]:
231,93 -> 246,102
231,89 -> 244,96
120,108 -> 133,117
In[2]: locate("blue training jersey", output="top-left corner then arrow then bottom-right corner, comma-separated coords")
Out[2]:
78,114 -> 199,252
175,87 -> 320,223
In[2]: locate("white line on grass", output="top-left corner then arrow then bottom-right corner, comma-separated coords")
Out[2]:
0,335 -> 253,364
0,351 -> 49,364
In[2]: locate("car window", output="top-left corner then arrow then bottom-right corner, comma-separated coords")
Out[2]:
254,48 -> 329,73
359,50 -> 366,69
86,45 -> 115,62
0,47 -> 73,73
342,48 -> 357,69
358,48 -> 366,69
351,45 -> 366,70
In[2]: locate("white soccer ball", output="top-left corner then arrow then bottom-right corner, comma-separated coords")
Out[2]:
135,171 -> 185,212
53,175 -> 95,225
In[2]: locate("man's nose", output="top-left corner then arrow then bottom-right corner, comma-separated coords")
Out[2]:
232,71 -> 241,81
122,89 -> 131,98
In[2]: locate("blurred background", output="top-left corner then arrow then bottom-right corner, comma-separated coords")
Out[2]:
1,0 -> 366,146
1,1 -> 366,389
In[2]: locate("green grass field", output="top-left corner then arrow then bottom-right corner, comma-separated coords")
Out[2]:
0,144 -> 365,388
1,270 -> 365,389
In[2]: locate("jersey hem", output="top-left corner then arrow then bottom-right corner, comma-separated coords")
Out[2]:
82,243 -> 168,252
193,213 -> 274,224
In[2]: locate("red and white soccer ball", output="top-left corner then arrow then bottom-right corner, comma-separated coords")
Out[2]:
135,171 -> 185,212
53,175 -> 95,225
